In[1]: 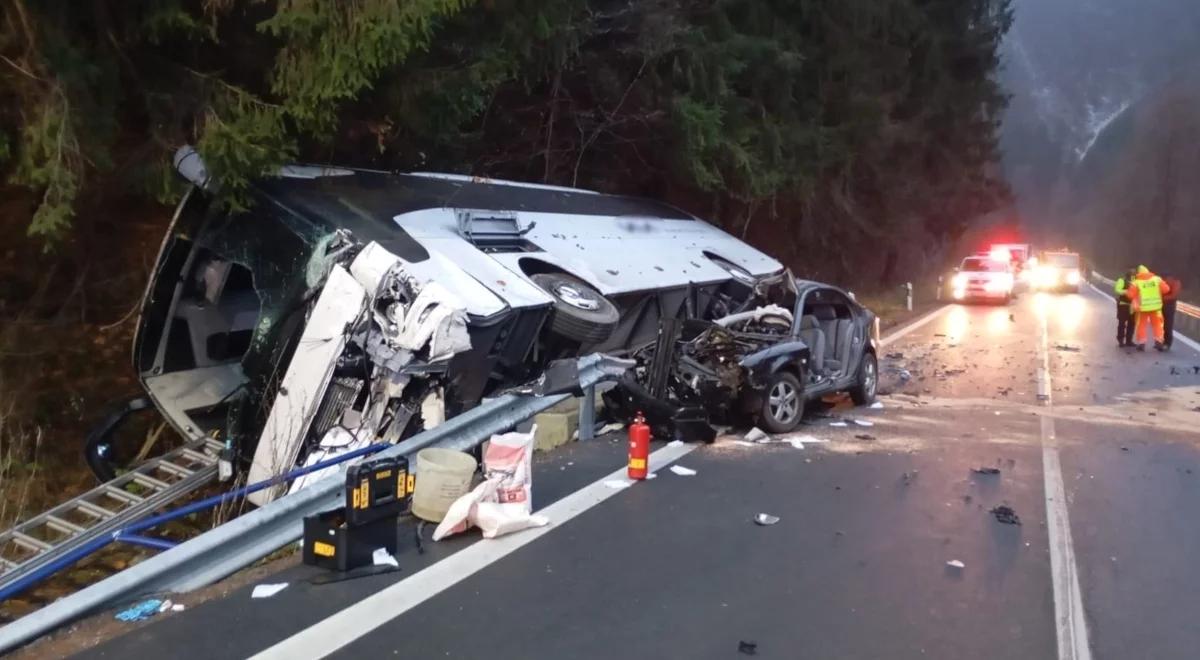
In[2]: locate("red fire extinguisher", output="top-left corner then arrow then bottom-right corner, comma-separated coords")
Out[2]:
628,411 -> 650,480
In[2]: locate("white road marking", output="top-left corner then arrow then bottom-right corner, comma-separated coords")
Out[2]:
249,441 -> 698,660
1036,304 -> 1093,660
1087,281 -> 1200,354
880,304 -> 951,347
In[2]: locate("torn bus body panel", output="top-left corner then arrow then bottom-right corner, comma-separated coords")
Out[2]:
248,240 -> 472,505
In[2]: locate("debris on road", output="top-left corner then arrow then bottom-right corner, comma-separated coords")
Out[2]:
597,422 -> 626,435
885,352 -> 905,359
669,465 -> 698,476
745,427 -> 770,443
854,434 -> 876,441
731,439 -> 757,447
945,559 -> 965,569
115,599 -> 163,622
830,421 -> 848,427
603,480 -> 633,490
869,401 -> 885,410
902,470 -> 919,485
738,640 -> 759,655
753,513 -> 781,526
1121,446 -> 1130,452
1054,344 -> 1081,352
971,467 -> 1001,475
853,419 -> 874,427
251,583 -> 289,599
898,369 -> 913,382
990,506 -> 1021,525
372,548 -> 399,568
782,434 -> 827,450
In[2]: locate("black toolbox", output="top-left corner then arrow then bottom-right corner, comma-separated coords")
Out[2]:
302,455 -> 413,572
302,509 -> 400,572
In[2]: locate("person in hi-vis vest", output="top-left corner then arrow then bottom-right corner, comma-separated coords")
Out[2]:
1125,265 -> 1171,351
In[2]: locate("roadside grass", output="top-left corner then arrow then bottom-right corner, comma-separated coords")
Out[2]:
0,397 -> 44,532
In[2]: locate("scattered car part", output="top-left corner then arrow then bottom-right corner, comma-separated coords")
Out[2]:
991,506 -> 1021,525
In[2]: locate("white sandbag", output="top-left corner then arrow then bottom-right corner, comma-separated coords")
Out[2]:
432,427 -> 546,541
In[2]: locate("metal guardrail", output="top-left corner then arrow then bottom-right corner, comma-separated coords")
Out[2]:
0,353 -> 633,654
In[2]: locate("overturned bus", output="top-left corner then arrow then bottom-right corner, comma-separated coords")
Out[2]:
86,148 -> 807,502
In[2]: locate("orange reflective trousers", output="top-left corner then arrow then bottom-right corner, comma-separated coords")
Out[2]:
1135,310 -> 1165,344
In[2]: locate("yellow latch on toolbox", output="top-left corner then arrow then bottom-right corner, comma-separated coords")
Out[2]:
313,541 -> 336,558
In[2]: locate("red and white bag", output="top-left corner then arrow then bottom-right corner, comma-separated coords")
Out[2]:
432,427 -> 548,541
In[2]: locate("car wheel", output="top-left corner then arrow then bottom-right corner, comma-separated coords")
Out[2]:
849,351 -> 878,406
530,272 -> 620,344
760,371 -> 804,433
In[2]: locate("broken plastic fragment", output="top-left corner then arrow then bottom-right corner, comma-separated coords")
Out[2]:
990,506 -> 1021,525
744,427 -> 769,443
669,465 -> 697,476
753,513 -> 780,526
251,583 -> 289,599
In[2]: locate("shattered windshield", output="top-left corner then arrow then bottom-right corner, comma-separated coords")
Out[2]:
962,258 -> 1007,273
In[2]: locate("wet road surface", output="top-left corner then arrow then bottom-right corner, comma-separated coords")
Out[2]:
68,284 -> 1200,659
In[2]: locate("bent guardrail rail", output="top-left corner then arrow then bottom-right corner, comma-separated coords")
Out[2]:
0,353 -> 633,654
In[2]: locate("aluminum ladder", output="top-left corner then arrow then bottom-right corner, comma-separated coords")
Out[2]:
0,438 -> 224,594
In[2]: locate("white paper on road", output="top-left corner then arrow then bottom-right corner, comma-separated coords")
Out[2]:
646,473 -> 657,479
373,548 -> 399,568
784,434 -> 827,449
870,402 -> 884,409
603,479 -> 633,489
946,560 -> 965,569
854,419 -> 875,427
829,422 -> 848,427
745,427 -> 769,443
667,440 -> 685,448
669,465 -> 697,476
251,583 -> 289,599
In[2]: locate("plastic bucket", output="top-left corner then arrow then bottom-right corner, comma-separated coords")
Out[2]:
411,448 -> 478,522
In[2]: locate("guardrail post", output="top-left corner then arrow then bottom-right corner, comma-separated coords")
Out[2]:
579,384 -> 596,441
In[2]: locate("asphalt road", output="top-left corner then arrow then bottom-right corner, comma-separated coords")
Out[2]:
69,283 -> 1200,659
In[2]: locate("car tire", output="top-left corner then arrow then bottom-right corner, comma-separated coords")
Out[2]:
849,351 -> 878,406
530,272 -> 620,344
760,371 -> 804,433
